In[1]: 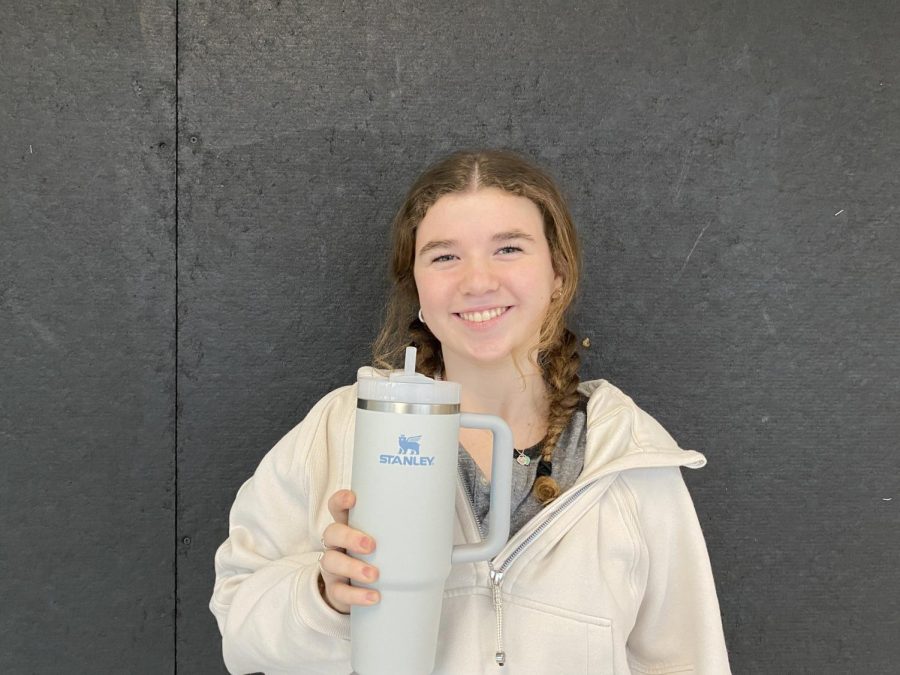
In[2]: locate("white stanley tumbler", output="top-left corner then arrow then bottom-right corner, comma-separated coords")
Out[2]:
349,346 -> 513,675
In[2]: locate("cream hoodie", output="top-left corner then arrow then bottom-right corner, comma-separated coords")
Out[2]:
210,378 -> 731,674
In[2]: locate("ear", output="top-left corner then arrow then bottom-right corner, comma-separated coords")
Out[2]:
553,274 -> 563,292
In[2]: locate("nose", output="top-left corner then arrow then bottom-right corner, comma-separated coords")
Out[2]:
458,257 -> 500,296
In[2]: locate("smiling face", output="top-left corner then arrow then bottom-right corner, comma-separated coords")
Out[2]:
413,187 -> 562,370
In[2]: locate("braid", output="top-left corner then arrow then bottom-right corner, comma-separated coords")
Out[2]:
532,328 -> 581,505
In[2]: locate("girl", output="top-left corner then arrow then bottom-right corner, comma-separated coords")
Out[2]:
210,150 -> 731,674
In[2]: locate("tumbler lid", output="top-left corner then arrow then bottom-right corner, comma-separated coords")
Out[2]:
357,347 -> 460,405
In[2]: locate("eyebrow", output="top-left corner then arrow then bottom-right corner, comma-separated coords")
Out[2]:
417,229 -> 536,257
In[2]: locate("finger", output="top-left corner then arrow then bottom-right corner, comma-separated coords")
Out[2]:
325,578 -> 380,611
322,522 -> 376,556
327,489 -> 356,524
320,549 -> 379,585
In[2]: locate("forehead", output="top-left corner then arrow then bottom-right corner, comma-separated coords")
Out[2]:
416,187 -> 544,241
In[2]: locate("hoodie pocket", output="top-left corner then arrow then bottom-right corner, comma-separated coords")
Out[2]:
502,596 -> 614,675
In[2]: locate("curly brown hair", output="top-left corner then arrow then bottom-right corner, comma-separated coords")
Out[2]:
372,149 -> 582,505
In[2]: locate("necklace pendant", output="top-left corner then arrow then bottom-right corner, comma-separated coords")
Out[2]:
516,454 -> 531,466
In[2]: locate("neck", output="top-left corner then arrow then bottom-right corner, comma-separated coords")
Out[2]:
443,351 -> 549,443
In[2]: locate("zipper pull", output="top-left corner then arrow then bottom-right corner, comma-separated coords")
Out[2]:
488,564 -> 506,666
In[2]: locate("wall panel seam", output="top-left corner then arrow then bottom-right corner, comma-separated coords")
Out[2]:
174,0 -> 180,672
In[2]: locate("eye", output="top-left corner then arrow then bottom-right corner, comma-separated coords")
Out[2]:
431,253 -> 456,263
496,245 -> 523,255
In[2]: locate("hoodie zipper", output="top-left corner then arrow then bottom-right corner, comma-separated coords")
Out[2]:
458,467 -> 598,668
458,466 -> 508,664
486,480 -> 597,667
488,564 -> 506,665
458,464 -> 486,539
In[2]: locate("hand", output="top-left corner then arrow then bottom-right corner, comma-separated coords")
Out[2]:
318,489 -> 380,614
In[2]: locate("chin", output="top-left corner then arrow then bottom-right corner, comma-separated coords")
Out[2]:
456,343 -> 527,369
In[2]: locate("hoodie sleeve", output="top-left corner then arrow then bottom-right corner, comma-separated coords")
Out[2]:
621,466 -> 731,675
209,387 -> 354,675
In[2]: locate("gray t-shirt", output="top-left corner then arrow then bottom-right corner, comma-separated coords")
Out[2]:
458,393 -> 588,539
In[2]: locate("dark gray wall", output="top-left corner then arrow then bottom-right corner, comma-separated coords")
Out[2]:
0,0 -> 177,672
2,1 -> 897,673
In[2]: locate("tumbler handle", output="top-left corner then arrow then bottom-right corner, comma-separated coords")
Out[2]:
451,413 -> 513,564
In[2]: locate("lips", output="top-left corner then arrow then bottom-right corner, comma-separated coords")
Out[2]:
456,306 -> 511,323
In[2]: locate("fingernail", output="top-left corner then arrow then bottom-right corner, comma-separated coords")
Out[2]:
366,591 -> 379,603
363,566 -> 375,580
360,536 -> 373,551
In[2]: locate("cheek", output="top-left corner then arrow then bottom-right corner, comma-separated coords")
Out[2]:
413,266 -> 426,293
413,269 -> 438,308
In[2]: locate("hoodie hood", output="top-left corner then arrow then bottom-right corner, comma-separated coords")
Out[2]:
577,379 -> 707,481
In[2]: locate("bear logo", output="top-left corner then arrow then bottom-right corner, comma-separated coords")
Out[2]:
398,434 -> 422,455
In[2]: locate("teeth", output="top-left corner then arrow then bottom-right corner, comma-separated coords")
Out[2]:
459,307 -> 507,323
